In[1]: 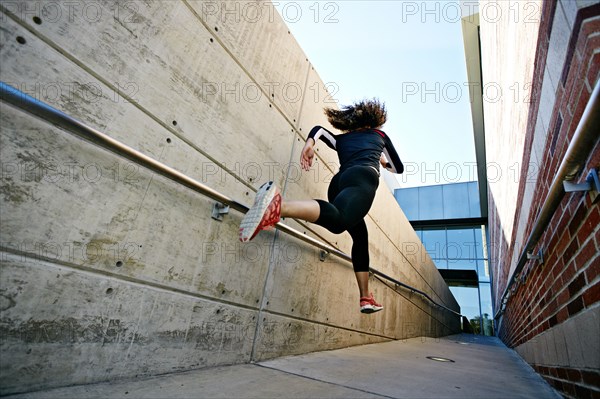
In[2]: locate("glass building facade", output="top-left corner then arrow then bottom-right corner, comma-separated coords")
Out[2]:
394,182 -> 494,335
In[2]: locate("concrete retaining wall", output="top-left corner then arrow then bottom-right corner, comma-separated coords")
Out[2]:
0,1 -> 460,394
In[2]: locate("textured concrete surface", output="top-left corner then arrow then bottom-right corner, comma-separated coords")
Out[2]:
5,335 -> 560,399
0,0 -> 459,394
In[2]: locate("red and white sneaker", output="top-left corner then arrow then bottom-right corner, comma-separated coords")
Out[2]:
239,181 -> 282,242
360,293 -> 383,314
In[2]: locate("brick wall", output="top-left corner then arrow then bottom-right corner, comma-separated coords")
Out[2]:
493,2 -> 600,398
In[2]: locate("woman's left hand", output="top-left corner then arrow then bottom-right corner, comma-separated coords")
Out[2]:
380,153 -> 388,168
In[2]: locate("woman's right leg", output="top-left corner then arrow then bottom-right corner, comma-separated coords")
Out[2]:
281,199 -> 320,223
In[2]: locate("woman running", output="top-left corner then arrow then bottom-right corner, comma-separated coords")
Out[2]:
239,99 -> 403,313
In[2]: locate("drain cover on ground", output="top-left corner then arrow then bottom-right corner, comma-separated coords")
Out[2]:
426,356 -> 455,362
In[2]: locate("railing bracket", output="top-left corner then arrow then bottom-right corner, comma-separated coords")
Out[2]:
319,251 -> 329,262
211,202 -> 229,221
526,249 -> 543,264
563,169 -> 599,203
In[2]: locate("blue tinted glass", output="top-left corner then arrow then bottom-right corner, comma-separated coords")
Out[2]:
479,283 -> 494,336
418,186 -> 444,220
414,229 -> 423,242
421,229 -> 446,259
479,283 -> 493,315
433,258 -> 448,269
442,183 -> 470,219
447,259 -> 477,270
449,286 -> 480,321
474,227 -> 485,259
395,188 -> 419,221
477,259 -> 490,281
446,228 -> 476,260
468,181 -> 481,217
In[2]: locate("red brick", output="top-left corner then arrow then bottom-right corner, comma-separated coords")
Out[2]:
582,14 -> 600,37
570,86 -> 592,141
583,33 -> 600,67
552,258 -> 564,280
575,384 -> 593,399
569,199 -> 589,236
581,369 -> 600,386
582,280 -> 600,307
577,207 -> 600,246
567,368 -> 582,382
555,229 -> 572,257
587,52 -> 600,87
543,319 -> 550,331
576,27 -> 587,55
557,306 -> 569,323
548,313 -> 558,328
562,380 -> 578,397
564,50 -> 583,99
586,140 -> 600,170
584,254 -> 600,283
568,80 -> 589,132
551,377 -> 564,391
567,295 -> 584,316
568,273 -> 587,297
563,237 -> 581,265
548,156 -> 560,179
558,367 -> 569,380
575,236 -> 598,270
560,260 -> 576,286
556,288 -> 570,308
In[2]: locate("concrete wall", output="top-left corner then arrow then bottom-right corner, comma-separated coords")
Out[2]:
479,0 -> 600,397
0,0 -> 460,395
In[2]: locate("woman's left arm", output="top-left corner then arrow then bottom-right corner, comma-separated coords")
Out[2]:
381,134 -> 404,174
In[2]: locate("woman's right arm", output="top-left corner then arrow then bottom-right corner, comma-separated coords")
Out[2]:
301,126 -> 337,170
300,139 -> 315,171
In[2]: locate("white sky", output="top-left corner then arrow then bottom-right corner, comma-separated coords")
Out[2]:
275,0 -> 478,188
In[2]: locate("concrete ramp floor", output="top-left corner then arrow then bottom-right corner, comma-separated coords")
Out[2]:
6,334 -> 559,399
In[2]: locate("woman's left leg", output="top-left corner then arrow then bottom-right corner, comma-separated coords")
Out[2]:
347,219 -> 370,298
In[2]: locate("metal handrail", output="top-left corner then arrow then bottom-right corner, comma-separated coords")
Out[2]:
0,81 -> 461,318
494,81 -> 600,320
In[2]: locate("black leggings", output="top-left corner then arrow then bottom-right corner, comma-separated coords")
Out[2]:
314,166 -> 379,273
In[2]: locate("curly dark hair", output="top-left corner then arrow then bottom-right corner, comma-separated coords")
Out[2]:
324,99 -> 387,132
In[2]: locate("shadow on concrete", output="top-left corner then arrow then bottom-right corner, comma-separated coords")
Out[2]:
5,334 -> 559,399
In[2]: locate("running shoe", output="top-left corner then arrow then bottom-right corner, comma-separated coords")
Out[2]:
360,293 -> 383,314
239,181 -> 282,242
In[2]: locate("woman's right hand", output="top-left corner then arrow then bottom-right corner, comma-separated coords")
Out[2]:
300,139 -> 315,171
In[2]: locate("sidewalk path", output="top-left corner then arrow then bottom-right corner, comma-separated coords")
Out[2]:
6,334 -> 559,399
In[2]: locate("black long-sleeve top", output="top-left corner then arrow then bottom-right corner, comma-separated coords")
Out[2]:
307,125 -> 404,174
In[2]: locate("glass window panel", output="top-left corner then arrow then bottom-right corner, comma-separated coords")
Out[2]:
421,229 -> 446,260
418,186 -> 444,220
432,258 -> 447,269
473,227 -> 485,259
449,286 -> 480,322
468,181 -> 481,217
477,259 -> 490,282
442,183 -> 470,219
446,228 -> 476,260
479,283 -> 494,336
414,229 -> 423,242
394,188 -> 419,221
447,260 -> 477,270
